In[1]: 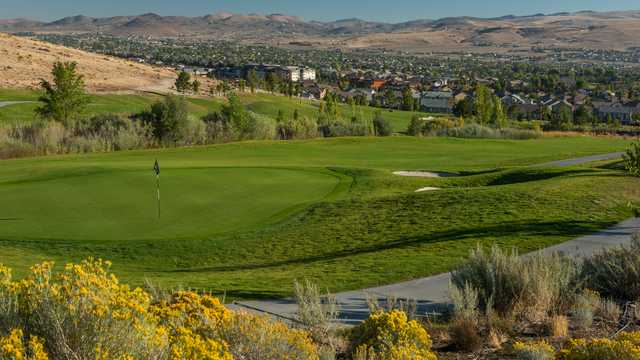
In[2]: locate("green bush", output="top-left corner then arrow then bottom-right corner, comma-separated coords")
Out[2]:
373,113 -> 393,136
624,142 -> 640,177
139,95 -> 189,143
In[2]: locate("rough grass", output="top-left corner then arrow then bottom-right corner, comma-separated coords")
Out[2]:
0,136 -> 636,299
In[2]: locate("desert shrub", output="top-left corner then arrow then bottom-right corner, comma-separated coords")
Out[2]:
202,111 -> 236,143
449,282 -> 479,324
451,245 -> 576,320
512,340 -> 555,360
572,290 -> 600,330
318,120 -> 370,137
558,331 -> 640,359
487,329 -> 507,350
547,315 -> 569,338
579,234 -> 640,301
220,311 -> 319,360
177,117 -> 207,146
276,117 -> 318,140
366,294 -> 418,321
249,112 -> 277,140
350,310 -> 437,359
441,124 -> 542,139
599,298 -> 622,324
449,316 -> 482,353
294,280 -> 337,346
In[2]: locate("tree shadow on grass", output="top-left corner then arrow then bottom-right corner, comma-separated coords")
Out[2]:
485,168 -> 596,186
165,219 -> 612,274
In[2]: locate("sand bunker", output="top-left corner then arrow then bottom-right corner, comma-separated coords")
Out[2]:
415,187 -> 441,193
393,171 -> 458,178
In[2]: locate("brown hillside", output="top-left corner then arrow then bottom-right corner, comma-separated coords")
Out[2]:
0,32 -> 176,92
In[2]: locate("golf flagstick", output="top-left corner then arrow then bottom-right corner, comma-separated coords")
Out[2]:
154,159 -> 160,219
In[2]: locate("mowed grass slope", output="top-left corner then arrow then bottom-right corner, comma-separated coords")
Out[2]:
0,89 -> 427,131
0,136 -> 637,298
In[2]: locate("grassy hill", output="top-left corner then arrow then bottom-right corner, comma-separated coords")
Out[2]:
0,136 -> 636,298
0,89 -> 431,132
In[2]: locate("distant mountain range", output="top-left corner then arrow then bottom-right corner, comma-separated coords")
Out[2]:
2,10 -> 640,52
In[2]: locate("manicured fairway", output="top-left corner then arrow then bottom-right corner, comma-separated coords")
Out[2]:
0,136 -> 638,299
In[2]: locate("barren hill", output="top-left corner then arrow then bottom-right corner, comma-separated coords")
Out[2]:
5,10 -> 640,53
0,32 -> 176,92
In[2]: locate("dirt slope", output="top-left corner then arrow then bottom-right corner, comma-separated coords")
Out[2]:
0,32 -> 176,92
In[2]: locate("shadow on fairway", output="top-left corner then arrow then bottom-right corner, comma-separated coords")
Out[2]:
164,219 -> 612,274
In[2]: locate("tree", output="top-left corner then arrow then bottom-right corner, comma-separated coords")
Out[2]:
373,111 -> 393,136
407,115 -> 425,136
175,71 -> 192,93
384,89 -> 396,109
36,61 -> 90,125
453,98 -> 474,118
238,79 -> 246,93
140,95 -> 189,143
265,73 -> 278,93
491,96 -> 507,129
402,88 -> 415,111
192,79 -> 201,93
474,84 -> 493,125
221,94 -> 256,140
247,69 -> 258,94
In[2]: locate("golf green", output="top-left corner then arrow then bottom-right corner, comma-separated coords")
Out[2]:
0,167 -> 340,242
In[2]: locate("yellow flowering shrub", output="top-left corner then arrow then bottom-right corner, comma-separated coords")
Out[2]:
0,259 -> 320,360
0,329 -> 48,360
151,291 -> 231,331
512,340 -> 554,360
169,327 -> 232,360
220,311 -> 319,360
558,332 -> 640,360
350,310 -> 437,360
5,259 -> 166,360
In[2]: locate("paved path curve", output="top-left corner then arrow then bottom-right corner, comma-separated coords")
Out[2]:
0,101 -> 35,108
233,152 -> 633,324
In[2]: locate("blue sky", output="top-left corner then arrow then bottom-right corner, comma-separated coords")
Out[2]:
1,0 -> 639,22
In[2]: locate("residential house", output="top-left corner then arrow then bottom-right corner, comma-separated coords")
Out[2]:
420,91 -> 454,113
594,103 -> 637,124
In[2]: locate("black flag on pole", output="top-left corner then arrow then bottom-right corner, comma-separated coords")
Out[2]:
154,159 -> 160,219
